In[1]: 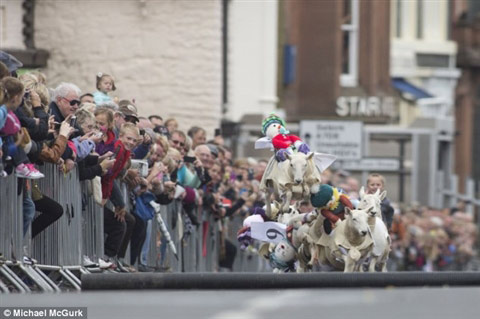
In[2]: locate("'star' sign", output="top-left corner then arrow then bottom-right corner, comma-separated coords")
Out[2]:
336,96 -> 396,118
300,120 -> 363,160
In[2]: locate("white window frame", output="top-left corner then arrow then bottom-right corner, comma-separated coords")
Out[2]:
340,0 -> 359,87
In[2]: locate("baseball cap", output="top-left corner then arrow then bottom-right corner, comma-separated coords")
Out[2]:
117,100 -> 139,122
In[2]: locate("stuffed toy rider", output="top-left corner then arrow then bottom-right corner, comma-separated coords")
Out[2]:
260,113 -> 310,162
311,184 -> 354,234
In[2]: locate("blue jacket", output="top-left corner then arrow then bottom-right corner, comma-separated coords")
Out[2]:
93,91 -> 112,105
0,105 -> 7,148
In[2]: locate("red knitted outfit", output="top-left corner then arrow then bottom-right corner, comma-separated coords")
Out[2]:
320,195 -> 354,225
271,134 -> 301,150
101,140 -> 131,199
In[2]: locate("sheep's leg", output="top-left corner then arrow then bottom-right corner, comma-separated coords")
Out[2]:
379,253 -> 388,272
282,190 -> 292,213
265,187 -> 273,218
309,244 -> 318,267
368,257 -> 377,272
343,257 -> 354,272
380,262 -> 388,272
303,184 -> 310,201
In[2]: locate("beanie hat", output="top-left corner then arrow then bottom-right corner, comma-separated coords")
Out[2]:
310,184 -> 334,208
261,113 -> 286,135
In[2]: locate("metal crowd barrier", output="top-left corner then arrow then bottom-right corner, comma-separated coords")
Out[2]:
229,215 -> 268,272
0,174 -> 23,263
32,164 -> 83,266
81,181 -> 104,264
142,199 -> 266,273
1,163 -> 266,293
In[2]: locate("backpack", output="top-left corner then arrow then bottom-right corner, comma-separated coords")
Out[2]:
0,110 -> 21,136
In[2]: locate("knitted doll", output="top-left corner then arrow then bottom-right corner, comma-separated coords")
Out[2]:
255,113 -> 310,162
310,184 -> 354,234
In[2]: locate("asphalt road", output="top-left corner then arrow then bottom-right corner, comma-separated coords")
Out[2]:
0,287 -> 479,319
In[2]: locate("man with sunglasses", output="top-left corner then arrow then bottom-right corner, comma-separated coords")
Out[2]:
48,82 -> 82,163
49,82 -> 81,124
169,130 -> 187,154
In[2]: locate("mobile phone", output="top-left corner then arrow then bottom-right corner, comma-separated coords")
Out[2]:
214,128 -> 221,137
139,129 -> 145,136
247,168 -> 254,181
70,116 -> 77,128
184,156 -> 196,163
95,132 -> 103,138
236,175 -> 243,182
54,123 -> 61,130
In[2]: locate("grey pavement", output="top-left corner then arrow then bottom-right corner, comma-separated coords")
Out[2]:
0,287 -> 479,319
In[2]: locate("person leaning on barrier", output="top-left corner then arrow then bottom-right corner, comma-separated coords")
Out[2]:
100,123 -> 140,266
25,115 -> 77,238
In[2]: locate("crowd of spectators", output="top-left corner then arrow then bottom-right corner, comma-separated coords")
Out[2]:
0,52 -> 268,272
322,170 -> 479,272
1,50 -> 478,272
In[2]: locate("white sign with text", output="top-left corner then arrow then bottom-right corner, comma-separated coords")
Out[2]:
340,158 -> 400,171
300,120 -> 363,160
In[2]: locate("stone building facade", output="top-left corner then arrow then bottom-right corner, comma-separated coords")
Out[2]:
30,0 -> 222,135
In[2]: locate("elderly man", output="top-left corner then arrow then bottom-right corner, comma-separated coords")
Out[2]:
48,83 -> 81,167
194,144 -> 213,170
49,82 -> 81,123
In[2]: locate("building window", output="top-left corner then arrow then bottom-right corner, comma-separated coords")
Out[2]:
340,0 -> 359,87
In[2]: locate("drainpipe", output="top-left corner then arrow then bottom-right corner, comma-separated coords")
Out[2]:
22,0 -> 36,49
222,0 -> 229,114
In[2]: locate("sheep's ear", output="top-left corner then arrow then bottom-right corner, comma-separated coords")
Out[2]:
307,152 -> 314,160
359,186 -> 365,198
286,153 -> 291,161
379,190 -> 387,201
374,189 -> 380,196
345,207 -> 352,216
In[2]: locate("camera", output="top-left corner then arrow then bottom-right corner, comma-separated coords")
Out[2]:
183,156 -> 196,163
154,125 -> 170,137
214,128 -> 221,137
54,123 -> 61,130
70,116 -> 77,128
130,159 -> 149,177
139,129 -> 145,136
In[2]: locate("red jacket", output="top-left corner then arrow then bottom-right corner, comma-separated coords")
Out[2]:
272,134 -> 301,150
101,140 -> 131,199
